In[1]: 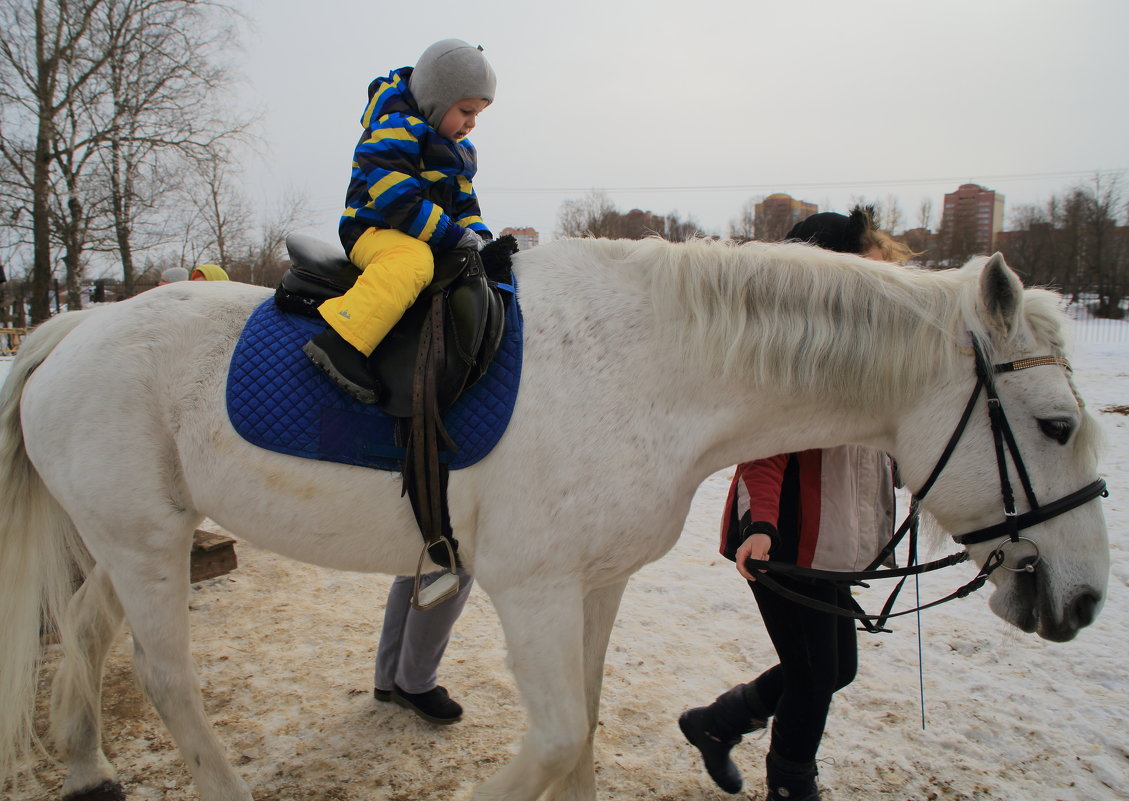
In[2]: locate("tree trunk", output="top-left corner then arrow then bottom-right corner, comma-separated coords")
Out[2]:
31,2 -> 54,323
108,133 -> 137,296
63,190 -> 84,310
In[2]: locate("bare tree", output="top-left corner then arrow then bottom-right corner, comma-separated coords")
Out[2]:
557,192 -> 706,242
996,174 -> 1128,313
231,188 -> 308,285
0,0 -> 116,321
917,197 -> 934,231
1002,204 -> 1057,287
0,0 -> 249,319
728,198 -> 756,242
50,79 -> 112,309
93,0 -> 249,295
881,194 -> 904,234
557,190 -> 622,238
1075,173 -> 1127,316
658,210 -> 706,242
187,146 -> 252,271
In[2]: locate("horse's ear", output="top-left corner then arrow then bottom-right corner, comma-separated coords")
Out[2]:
979,252 -> 1024,340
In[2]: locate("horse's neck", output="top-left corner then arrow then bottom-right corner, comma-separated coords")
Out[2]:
520,254 -> 900,483
673,376 -> 897,482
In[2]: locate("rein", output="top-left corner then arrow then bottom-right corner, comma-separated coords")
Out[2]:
746,336 -> 1107,632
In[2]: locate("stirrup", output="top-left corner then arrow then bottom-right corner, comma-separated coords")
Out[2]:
411,539 -> 460,610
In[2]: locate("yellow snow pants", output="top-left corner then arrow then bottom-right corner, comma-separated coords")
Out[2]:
318,228 -> 434,356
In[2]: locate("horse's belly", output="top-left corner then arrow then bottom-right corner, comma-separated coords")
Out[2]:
183,438 -> 432,575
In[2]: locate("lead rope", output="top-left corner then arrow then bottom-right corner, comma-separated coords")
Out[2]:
915,570 -> 926,730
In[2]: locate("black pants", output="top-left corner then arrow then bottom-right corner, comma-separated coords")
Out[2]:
749,574 -> 857,764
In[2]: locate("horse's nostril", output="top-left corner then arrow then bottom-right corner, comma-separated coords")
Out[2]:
1071,590 -> 1100,628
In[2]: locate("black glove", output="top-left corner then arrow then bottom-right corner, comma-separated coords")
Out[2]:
481,234 -> 519,283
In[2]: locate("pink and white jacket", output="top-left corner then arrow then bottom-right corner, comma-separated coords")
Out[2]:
720,446 -> 896,572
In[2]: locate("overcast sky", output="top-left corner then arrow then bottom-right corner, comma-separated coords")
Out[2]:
236,0 -> 1128,245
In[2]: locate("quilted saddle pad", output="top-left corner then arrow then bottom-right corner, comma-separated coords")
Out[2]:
226,290 -> 523,471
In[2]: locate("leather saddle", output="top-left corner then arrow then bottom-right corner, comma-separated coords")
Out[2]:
275,233 -> 517,576
275,233 -> 512,417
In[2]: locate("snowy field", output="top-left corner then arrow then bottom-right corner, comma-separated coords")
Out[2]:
1,329 -> 1127,801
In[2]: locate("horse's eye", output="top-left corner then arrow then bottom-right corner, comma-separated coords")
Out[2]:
1038,418 -> 1073,445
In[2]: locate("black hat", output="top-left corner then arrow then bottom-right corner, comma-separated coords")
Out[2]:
785,207 -> 872,254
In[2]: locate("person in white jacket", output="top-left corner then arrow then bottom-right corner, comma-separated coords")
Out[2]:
679,207 -> 912,801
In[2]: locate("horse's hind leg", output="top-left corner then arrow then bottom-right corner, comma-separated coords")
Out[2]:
472,582 -> 592,801
544,580 -> 628,801
103,544 -> 252,801
50,566 -> 126,799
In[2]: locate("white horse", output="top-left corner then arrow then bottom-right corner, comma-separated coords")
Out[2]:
0,237 -> 1108,801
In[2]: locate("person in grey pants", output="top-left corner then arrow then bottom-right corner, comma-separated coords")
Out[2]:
374,567 -> 475,724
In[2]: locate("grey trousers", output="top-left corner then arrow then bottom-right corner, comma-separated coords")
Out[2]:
374,567 -> 474,694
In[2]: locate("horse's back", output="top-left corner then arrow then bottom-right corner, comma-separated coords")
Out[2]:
18,284 -> 271,521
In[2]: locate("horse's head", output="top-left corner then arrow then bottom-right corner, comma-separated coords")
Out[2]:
895,254 -> 1109,642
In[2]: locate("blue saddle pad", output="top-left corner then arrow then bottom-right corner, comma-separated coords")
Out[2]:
226,290 -> 523,471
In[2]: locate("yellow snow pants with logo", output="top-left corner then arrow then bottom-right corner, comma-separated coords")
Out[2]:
318,228 -> 434,356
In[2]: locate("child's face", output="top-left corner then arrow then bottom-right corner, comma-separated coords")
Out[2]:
437,97 -> 490,141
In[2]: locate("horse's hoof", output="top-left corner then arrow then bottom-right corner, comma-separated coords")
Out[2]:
62,780 -> 126,801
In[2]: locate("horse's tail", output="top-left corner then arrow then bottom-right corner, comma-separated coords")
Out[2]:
0,311 -> 93,781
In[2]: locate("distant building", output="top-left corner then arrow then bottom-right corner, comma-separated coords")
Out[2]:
938,183 -> 1005,258
755,193 -> 818,241
500,226 -> 540,250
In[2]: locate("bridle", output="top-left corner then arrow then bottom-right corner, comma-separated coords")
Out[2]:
939,337 -> 1106,554
746,334 -> 1108,631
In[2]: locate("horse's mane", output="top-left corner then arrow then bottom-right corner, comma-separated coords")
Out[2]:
557,238 -> 1040,399
537,236 -> 1100,465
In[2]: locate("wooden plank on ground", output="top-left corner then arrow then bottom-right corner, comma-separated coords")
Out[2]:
191,530 -> 238,583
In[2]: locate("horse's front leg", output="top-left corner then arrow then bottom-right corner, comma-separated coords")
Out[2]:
472,581 -> 591,801
543,580 -> 628,801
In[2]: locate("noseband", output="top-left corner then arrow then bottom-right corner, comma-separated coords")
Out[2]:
746,334 -> 1107,630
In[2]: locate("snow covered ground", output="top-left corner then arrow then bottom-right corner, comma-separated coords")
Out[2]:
1,329 -> 1127,801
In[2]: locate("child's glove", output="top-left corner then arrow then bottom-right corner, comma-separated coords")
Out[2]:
481,234 -> 519,282
456,228 -> 486,251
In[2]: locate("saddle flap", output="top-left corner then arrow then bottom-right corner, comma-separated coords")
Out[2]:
371,249 -> 499,417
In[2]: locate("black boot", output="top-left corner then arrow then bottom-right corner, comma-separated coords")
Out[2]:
765,751 -> 821,801
679,683 -> 769,794
303,328 -> 379,405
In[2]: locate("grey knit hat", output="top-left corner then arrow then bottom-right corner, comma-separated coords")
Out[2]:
159,266 -> 189,283
409,39 -> 496,131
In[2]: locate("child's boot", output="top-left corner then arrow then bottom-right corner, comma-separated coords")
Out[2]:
303,328 -> 380,405
679,682 -> 769,794
765,751 -> 821,801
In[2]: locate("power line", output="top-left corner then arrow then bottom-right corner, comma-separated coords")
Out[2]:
484,167 -> 1128,195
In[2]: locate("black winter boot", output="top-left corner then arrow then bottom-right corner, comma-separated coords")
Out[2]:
679,683 -> 769,794
765,751 -> 821,801
303,328 -> 380,405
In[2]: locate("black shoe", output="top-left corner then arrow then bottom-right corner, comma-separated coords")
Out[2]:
765,752 -> 821,801
679,707 -> 744,794
302,328 -> 379,404
389,684 -> 463,725
374,687 -> 392,702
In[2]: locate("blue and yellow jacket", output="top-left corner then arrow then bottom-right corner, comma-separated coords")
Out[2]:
339,67 -> 491,255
